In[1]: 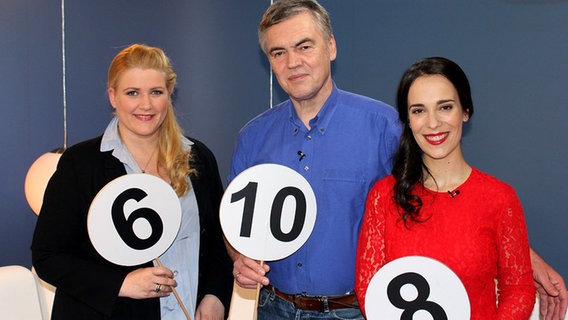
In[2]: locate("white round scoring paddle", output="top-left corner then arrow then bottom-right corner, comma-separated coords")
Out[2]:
88,173 -> 191,319
220,163 -> 317,261
365,256 -> 470,320
220,163 -> 317,320
87,173 -> 181,266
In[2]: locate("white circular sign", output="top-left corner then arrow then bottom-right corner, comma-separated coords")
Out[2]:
220,163 -> 317,261
87,174 -> 181,266
365,256 -> 470,320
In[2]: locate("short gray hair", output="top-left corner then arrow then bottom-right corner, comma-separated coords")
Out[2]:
258,0 -> 333,53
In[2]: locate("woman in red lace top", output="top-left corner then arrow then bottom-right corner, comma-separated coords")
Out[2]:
354,57 -> 535,319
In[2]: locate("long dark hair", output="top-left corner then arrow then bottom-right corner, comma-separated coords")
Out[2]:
392,57 -> 474,226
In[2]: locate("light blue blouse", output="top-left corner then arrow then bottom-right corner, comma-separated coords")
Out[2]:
101,116 -> 200,318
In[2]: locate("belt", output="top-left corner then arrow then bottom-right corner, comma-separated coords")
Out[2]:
265,285 -> 359,312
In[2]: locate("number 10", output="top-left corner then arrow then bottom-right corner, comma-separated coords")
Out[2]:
231,182 -> 307,242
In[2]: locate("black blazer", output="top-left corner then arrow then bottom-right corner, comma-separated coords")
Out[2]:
31,136 -> 232,319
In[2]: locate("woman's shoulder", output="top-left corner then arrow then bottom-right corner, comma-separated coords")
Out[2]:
186,136 -> 220,175
470,168 -> 515,192
58,136 -> 104,165
469,168 -> 519,203
371,175 -> 396,193
186,136 -> 215,161
64,136 -> 103,155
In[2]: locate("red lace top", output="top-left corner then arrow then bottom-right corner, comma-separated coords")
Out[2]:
355,168 -> 535,319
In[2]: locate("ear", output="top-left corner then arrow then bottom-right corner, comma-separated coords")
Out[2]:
328,35 -> 337,61
108,88 -> 117,109
463,110 -> 470,122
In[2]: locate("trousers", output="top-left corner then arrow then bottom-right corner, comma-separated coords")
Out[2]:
257,287 -> 364,320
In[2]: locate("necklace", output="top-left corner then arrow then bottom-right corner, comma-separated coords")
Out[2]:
141,148 -> 157,173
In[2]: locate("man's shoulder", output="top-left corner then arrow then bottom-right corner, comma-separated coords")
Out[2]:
239,101 -> 290,133
337,89 -> 397,114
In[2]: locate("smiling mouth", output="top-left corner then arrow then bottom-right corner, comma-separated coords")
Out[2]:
424,132 -> 448,145
135,115 -> 153,121
288,73 -> 307,81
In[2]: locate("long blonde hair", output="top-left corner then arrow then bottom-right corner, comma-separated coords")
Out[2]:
108,44 -> 195,196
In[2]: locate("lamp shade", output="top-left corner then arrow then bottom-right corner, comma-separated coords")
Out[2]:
24,149 -> 64,215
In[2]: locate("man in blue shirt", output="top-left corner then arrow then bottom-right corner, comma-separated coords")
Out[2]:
227,1 -> 567,319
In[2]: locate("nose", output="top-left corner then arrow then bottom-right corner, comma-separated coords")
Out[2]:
140,93 -> 152,110
287,51 -> 301,69
426,112 -> 441,129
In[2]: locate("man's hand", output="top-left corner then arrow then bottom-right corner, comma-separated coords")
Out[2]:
232,253 -> 270,289
531,248 -> 567,320
225,238 -> 270,289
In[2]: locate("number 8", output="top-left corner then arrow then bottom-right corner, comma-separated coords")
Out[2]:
387,272 -> 448,320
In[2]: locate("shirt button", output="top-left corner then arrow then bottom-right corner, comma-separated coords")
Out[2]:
303,166 -> 309,171
297,262 -> 303,268
307,135 -> 312,140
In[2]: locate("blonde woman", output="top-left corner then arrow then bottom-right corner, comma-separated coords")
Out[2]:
32,44 -> 232,320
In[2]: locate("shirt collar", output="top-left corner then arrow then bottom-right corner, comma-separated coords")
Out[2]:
100,116 -> 132,167
100,116 -> 193,171
288,82 -> 339,136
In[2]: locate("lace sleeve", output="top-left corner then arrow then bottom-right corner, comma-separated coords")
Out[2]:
355,184 -> 388,315
495,188 -> 536,318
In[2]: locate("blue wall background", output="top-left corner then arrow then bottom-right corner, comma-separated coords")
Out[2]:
1,1 -> 567,280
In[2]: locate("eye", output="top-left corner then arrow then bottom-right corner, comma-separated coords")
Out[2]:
440,104 -> 453,111
271,50 -> 285,59
151,89 -> 164,96
409,107 -> 424,115
125,90 -> 138,96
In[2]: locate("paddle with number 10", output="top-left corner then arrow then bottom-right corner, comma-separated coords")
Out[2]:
220,164 -> 317,319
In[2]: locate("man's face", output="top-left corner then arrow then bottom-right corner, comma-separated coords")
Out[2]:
264,11 -> 336,105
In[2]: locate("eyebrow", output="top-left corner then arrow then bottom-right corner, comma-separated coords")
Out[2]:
268,37 -> 314,55
437,99 -> 455,105
122,86 -> 166,92
409,99 -> 455,108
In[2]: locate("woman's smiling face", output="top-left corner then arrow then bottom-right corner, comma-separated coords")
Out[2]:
108,67 -> 170,142
407,74 -> 469,163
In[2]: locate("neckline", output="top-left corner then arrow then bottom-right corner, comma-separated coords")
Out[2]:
140,148 -> 157,173
421,167 -> 475,195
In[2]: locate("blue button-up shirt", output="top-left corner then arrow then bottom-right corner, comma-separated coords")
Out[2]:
229,84 -> 401,295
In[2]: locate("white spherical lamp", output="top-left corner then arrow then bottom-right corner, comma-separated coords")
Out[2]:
24,148 -> 64,215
